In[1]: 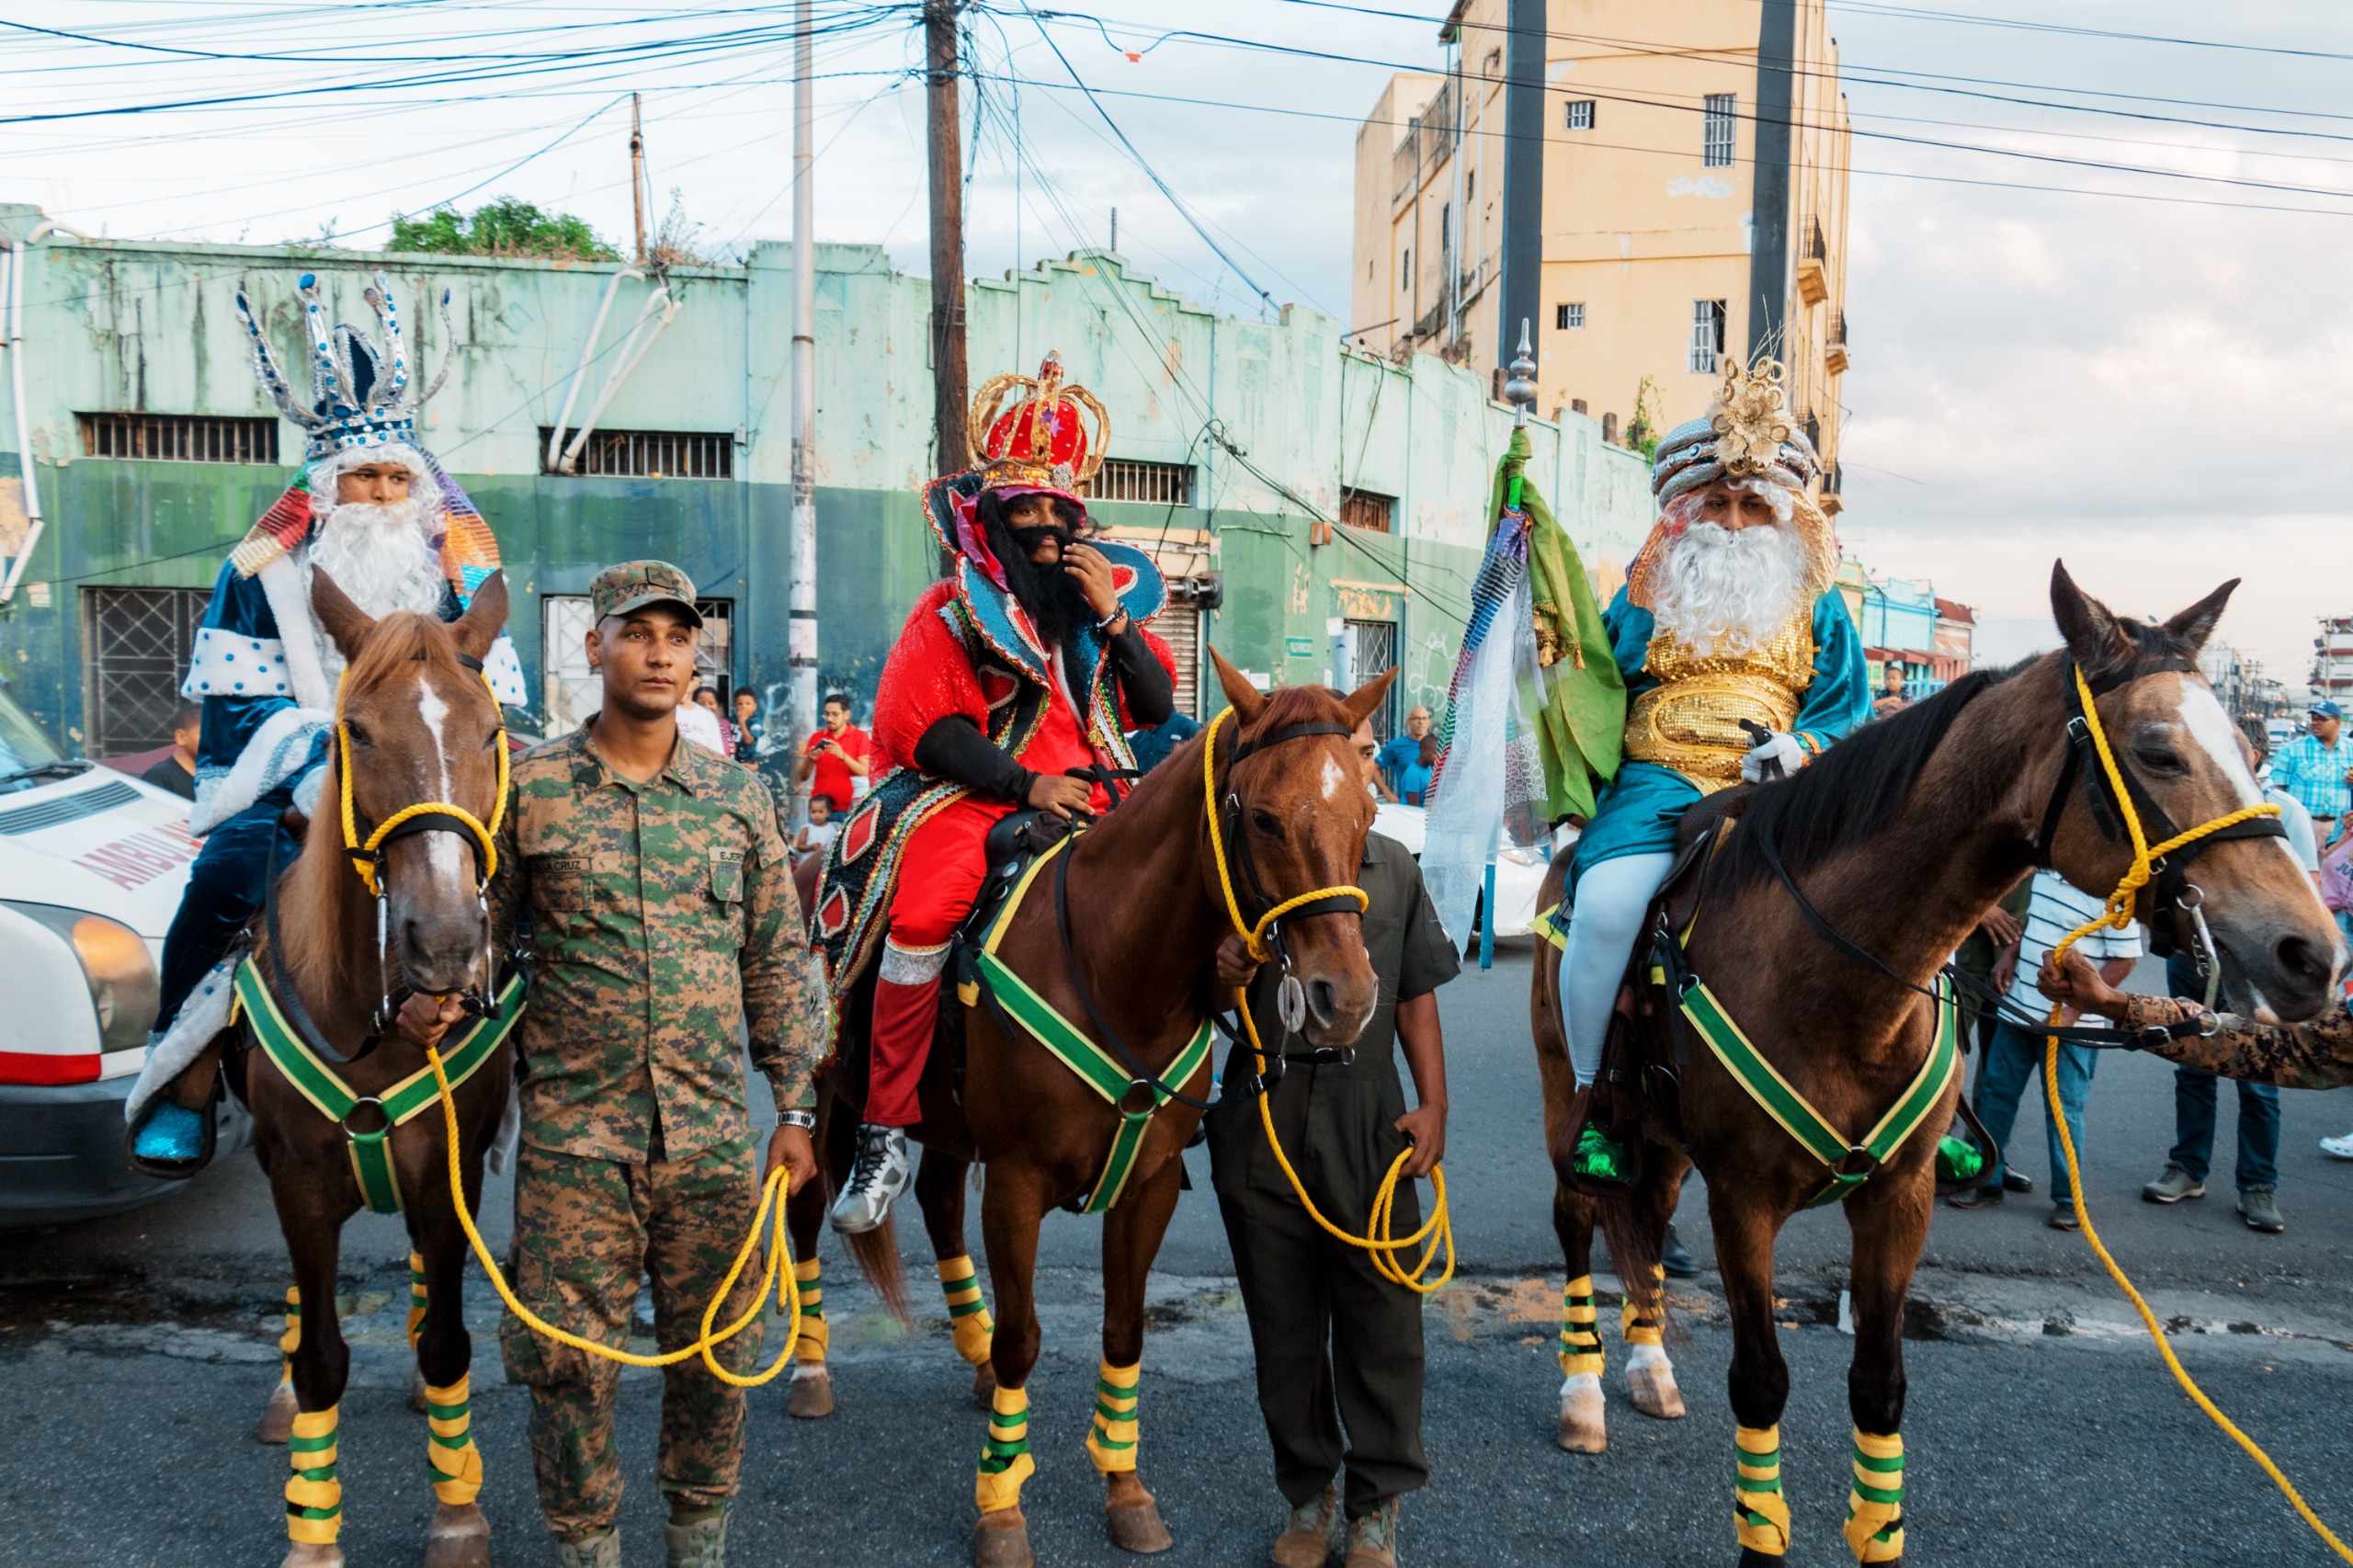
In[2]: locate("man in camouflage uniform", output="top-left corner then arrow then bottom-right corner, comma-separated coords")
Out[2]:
404,560 -> 824,1568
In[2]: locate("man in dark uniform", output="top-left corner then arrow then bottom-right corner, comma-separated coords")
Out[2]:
1205,713 -> 1459,1568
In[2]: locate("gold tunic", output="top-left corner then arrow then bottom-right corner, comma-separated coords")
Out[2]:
1621,617 -> 1816,793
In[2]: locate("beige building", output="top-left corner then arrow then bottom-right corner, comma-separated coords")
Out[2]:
1351,0 -> 1853,511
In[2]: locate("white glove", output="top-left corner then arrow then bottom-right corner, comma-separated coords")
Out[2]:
1740,731 -> 1805,783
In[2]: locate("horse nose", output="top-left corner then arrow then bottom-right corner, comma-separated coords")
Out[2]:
1307,977 -> 1338,1027
2276,931 -> 2333,991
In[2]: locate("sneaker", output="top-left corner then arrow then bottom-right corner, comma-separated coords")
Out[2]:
1343,1497 -> 1401,1568
555,1530 -> 621,1568
2047,1205 -> 2079,1232
2142,1165 -> 2206,1204
1661,1222 -> 1700,1279
2003,1170 -> 2035,1194
829,1124 -> 910,1234
1569,1123 -> 1634,1185
1943,1184 -> 2002,1210
2320,1131 -> 2353,1161
2238,1186 -> 2286,1233
1271,1483 -> 1337,1568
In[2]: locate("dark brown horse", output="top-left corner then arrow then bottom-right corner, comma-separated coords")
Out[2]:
242,570 -> 517,1568
1552,567 -> 2337,1565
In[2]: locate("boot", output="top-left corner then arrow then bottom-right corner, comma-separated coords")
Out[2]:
829,1124 -> 910,1234
127,1100 -> 214,1178
1569,1122 -> 1633,1185
1271,1483 -> 1337,1568
554,1530 -> 621,1568
1934,1134 -> 1984,1185
664,1509 -> 728,1568
1344,1498 -> 1401,1568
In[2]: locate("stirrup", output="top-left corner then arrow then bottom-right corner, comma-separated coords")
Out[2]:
127,1101 -> 215,1179
1570,1122 -> 1634,1186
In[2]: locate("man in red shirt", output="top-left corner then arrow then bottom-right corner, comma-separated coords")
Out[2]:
794,692 -> 870,811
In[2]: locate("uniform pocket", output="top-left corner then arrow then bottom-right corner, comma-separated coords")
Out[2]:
500,1295 -> 596,1389
709,847 -> 745,905
529,854 -> 593,913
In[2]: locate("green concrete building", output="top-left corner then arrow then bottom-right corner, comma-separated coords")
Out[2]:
0,202 -> 1653,757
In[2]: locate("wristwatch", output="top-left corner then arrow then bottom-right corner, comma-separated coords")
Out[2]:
779,1108 -> 817,1131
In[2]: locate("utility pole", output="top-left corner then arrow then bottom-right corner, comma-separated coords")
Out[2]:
630,92 -> 648,263
1497,0 -> 1543,394
1748,0 -> 1796,360
1109,207 -> 1118,255
788,1 -> 819,753
926,0 -> 969,477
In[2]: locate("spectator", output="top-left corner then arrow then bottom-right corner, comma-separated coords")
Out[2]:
795,691 -> 871,812
1947,873 -> 2037,1198
2271,700 -> 2351,858
733,688 -> 766,763
698,685 -> 736,754
1126,710 -> 1201,775
676,684 -> 729,754
1871,665 -> 1909,719
140,704 -> 202,801
793,793 -> 839,861
1396,734 -> 1438,806
1946,868 -> 2141,1229
1375,705 -> 1433,792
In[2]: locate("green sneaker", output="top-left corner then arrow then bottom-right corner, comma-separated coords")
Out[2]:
1571,1122 -> 1634,1184
1934,1135 -> 1984,1185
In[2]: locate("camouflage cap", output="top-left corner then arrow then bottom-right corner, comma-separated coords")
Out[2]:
590,560 -> 702,627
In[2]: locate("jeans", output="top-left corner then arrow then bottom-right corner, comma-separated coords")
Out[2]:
2163,951 -> 2279,1189
1971,1020 -> 2099,1207
154,788 -> 301,1033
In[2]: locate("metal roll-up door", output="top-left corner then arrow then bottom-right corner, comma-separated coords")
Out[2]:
1152,605 -> 1204,720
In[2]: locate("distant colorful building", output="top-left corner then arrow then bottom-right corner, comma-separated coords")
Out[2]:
1836,558 -> 1962,699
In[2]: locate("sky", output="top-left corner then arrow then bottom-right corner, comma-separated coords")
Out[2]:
5,1 -> 2349,687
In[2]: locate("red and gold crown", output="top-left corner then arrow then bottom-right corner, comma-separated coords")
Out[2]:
967,351 -> 1108,494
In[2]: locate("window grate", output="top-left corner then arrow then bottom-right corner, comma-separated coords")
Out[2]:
1555,301 -> 1586,331
539,427 -> 734,479
1702,93 -> 1737,168
1340,487 -> 1394,534
82,586 -> 209,754
78,413 -> 278,464
1563,99 -> 1596,131
1688,300 -> 1727,373
1086,459 -> 1195,507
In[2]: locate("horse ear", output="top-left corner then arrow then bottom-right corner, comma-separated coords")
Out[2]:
2162,578 -> 2237,656
1341,665 -> 1400,730
311,565 -> 375,661
450,571 -> 508,665
2049,561 -> 2132,678
1210,647 -> 1267,724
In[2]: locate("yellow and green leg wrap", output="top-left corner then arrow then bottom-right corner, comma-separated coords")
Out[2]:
793,1257 -> 829,1365
1558,1276 -> 1604,1376
1621,1263 -> 1666,1348
285,1405 -> 342,1547
426,1373 -> 484,1507
1733,1425 -> 1791,1557
938,1255 -> 994,1369
975,1383 -> 1035,1513
1843,1428 -> 1904,1562
278,1285 -> 301,1381
406,1250 -> 428,1349
1086,1358 -> 1141,1473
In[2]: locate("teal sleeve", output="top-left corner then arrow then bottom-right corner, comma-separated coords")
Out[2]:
1601,587 -> 1657,699
1792,589 -> 1873,755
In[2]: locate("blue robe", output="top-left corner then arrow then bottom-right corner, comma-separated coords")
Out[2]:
1571,585 -> 1870,884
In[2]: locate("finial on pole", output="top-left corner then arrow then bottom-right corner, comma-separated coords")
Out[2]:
1506,316 -> 1537,427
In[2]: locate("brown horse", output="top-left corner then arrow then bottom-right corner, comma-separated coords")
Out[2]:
1554,566 -> 2337,1565
241,570 -> 517,1568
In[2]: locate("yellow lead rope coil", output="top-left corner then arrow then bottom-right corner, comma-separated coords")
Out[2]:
2045,665 -> 2349,1562
1202,708 -> 1455,1295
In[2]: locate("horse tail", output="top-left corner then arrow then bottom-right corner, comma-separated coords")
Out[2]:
836,1210 -> 914,1327
1597,1185 -> 1671,1342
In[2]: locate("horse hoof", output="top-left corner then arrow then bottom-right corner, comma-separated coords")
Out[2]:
279,1545 -> 344,1568
971,1359 -> 997,1403
409,1366 -> 430,1415
1628,1363 -> 1686,1420
972,1507 -> 1034,1568
788,1368 -> 835,1419
1104,1473 -> 1174,1555
1558,1376 -> 1606,1453
424,1501 -> 493,1568
256,1380 -> 298,1445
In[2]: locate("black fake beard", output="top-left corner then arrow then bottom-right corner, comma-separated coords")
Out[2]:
991,519 -> 1091,647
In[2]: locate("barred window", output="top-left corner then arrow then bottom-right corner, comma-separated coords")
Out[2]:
539,427 -> 733,479
1702,94 -> 1737,168
1555,301 -> 1586,331
78,413 -> 278,463
1339,487 -> 1394,534
1086,458 -> 1194,507
1563,99 -> 1596,131
1688,300 -> 1727,373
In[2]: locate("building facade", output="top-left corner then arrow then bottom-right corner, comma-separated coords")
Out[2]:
2313,618 -> 2353,711
0,204 -> 1657,760
1352,0 -> 1851,508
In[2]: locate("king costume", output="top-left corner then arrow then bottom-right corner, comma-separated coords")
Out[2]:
810,353 -> 1176,1231
126,270 -> 528,1171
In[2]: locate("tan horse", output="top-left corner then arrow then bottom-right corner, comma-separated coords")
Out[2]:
1564,567 -> 2337,1565
243,570 -> 516,1568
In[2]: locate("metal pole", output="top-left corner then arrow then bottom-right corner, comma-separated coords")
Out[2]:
630,92 -> 648,264
926,0 -> 969,479
1748,0 -> 1796,359
789,0 -> 819,756
1497,0 -> 1543,385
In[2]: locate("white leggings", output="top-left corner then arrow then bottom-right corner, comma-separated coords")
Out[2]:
1557,850 -> 1677,1088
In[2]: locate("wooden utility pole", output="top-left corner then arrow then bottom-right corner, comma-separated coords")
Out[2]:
630,92 -> 648,263
926,1 -> 968,475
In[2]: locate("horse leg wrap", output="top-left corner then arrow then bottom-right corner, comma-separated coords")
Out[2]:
278,1285 -> 301,1381
1733,1425 -> 1791,1557
938,1255 -> 995,1369
1086,1358 -> 1141,1474
791,1257 -> 829,1364
423,1373 -> 484,1507
1843,1428 -> 1904,1562
1558,1276 -> 1604,1377
975,1383 -> 1035,1514
285,1405 -> 343,1547
407,1250 -> 429,1350
1621,1262 -> 1665,1347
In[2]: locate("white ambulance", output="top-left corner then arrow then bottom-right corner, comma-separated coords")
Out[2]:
0,683 -> 222,1226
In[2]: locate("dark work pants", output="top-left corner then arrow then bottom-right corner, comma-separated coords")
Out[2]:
2164,951 -> 2280,1189
1214,1182 -> 1428,1519
155,790 -> 299,1032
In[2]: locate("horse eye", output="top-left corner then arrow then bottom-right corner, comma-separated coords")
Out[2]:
483,729 -> 501,750
346,722 -> 372,747
2135,744 -> 2186,773
1248,807 -> 1284,837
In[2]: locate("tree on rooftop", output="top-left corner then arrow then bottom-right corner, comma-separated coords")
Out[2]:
388,198 -> 620,262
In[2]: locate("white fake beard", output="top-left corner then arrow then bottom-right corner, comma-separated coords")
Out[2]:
1648,518 -> 1812,657
308,500 -> 446,620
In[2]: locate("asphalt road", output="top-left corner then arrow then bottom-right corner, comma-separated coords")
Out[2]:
9,943 -> 2353,1566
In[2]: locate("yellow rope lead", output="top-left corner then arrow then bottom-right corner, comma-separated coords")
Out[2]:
424,1046 -> 802,1387
2043,665 -> 2349,1562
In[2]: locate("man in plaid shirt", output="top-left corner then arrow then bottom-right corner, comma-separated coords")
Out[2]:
2271,701 -> 2352,852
